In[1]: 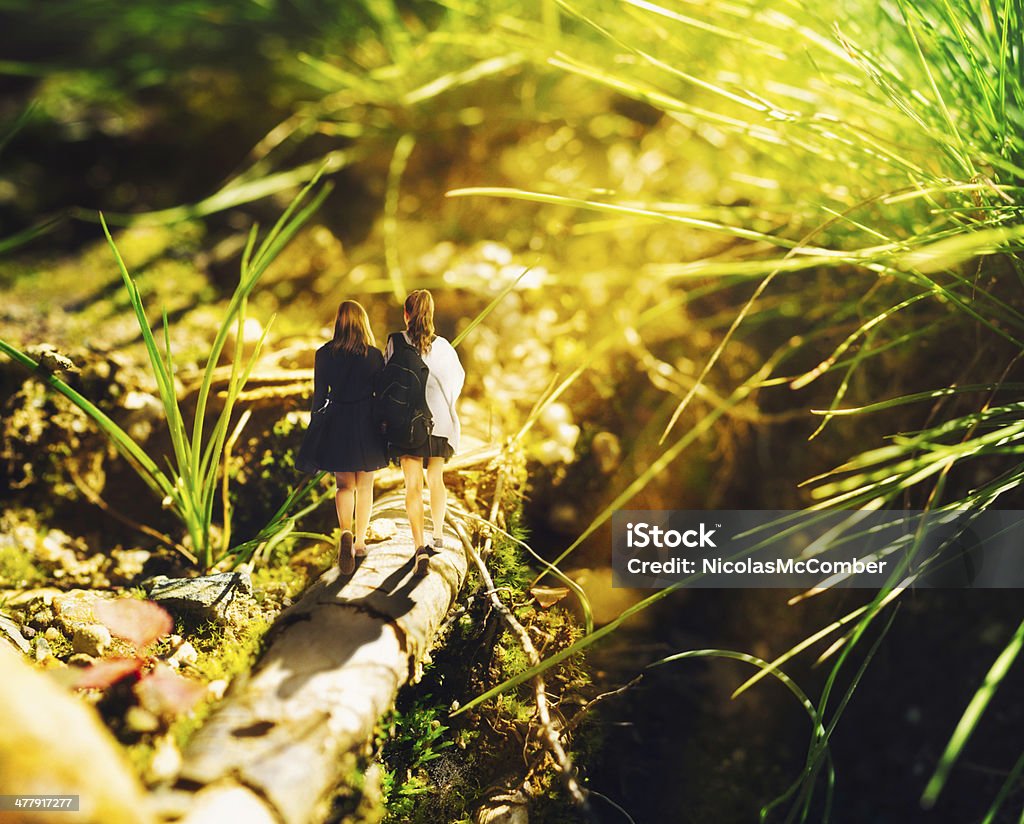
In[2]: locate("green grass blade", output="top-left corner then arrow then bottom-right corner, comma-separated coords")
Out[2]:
0,338 -> 174,502
452,264 -> 535,349
922,617 -> 1024,808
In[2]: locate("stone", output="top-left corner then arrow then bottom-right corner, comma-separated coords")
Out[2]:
125,706 -> 161,734
26,343 -> 76,372
52,589 -> 103,631
73,624 -> 112,657
21,626 -> 35,640
148,736 -> 183,784
34,637 -> 51,662
0,612 -> 30,654
168,641 -> 198,669
146,570 -> 253,623
28,605 -> 54,630
44,627 -> 62,643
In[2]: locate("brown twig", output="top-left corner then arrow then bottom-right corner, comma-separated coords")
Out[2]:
67,463 -> 197,564
449,516 -> 589,810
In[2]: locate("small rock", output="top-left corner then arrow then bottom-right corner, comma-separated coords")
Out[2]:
148,736 -> 182,784
125,706 -> 160,734
206,679 -> 228,701
73,624 -> 112,657
34,637 -> 51,662
21,626 -> 35,640
26,343 -> 76,372
168,641 -> 197,669
52,589 -> 103,632
67,653 -> 95,667
0,613 -> 30,654
475,791 -> 529,824
108,548 -> 152,584
146,571 -> 253,623
28,606 -> 54,630
44,627 -> 63,643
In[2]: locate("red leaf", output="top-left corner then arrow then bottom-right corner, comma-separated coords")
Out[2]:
135,664 -> 207,719
73,658 -> 142,690
93,598 -> 173,649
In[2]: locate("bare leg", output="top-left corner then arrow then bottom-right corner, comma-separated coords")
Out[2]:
334,472 -> 356,534
401,457 -> 426,549
354,470 -> 374,553
426,458 -> 447,546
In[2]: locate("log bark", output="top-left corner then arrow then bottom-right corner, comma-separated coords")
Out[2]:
164,502 -> 468,824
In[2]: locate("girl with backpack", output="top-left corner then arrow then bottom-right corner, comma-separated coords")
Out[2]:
303,299 -> 388,574
383,289 -> 465,574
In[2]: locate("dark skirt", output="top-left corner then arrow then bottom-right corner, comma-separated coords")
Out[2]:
391,435 -> 454,466
317,398 -> 388,473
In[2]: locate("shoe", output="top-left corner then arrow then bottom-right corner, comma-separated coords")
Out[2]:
413,545 -> 431,576
338,531 -> 355,574
354,544 -> 368,558
431,535 -> 446,551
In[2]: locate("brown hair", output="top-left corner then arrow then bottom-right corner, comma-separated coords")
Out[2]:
404,289 -> 435,355
331,300 -> 375,355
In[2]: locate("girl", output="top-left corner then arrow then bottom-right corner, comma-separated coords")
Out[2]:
310,300 -> 387,573
385,289 -> 465,574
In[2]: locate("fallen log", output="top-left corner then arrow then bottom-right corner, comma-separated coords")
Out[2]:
162,500 -> 468,823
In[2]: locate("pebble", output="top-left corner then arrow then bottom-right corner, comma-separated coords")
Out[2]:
44,627 -> 62,643
206,679 -> 228,701
73,624 -> 112,657
168,641 -> 198,669
28,607 -> 53,630
148,737 -> 182,784
125,706 -> 160,734
34,637 -> 52,662
52,590 -> 103,631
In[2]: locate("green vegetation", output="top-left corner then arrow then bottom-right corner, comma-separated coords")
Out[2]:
0,179 -> 330,569
3,0 -> 1024,819
0,542 -> 44,589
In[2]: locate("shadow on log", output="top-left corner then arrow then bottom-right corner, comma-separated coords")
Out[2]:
161,502 -> 468,823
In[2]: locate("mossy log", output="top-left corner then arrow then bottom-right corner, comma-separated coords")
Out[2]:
165,502 -> 468,824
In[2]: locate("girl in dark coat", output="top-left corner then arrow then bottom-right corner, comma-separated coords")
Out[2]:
310,300 -> 387,573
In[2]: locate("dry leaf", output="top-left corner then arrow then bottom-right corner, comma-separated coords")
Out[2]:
530,586 -> 570,608
94,598 -> 174,650
135,664 -> 206,719
73,658 -> 141,690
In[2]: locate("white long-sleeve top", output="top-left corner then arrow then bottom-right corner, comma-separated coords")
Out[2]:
385,332 -> 466,452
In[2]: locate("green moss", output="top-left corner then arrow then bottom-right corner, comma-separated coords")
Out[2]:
0,542 -> 44,588
366,459 -> 593,823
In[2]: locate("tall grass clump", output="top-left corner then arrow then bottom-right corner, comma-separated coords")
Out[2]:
447,0 -> 1024,817
0,175 -> 330,569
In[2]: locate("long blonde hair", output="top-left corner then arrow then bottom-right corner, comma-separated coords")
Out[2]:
331,300 -> 375,355
404,289 -> 435,355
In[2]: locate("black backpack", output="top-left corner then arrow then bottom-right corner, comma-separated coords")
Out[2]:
375,332 -> 433,452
